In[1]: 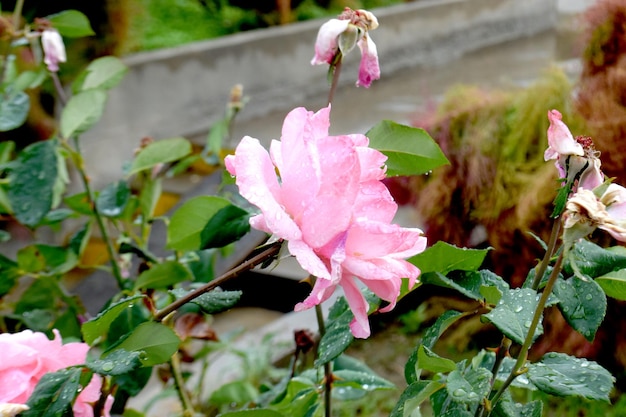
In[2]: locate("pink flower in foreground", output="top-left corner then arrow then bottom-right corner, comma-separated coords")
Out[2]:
225,106 -> 426,338
0,329 -> 112,417
311,8 -> 380,88
41,29 -> 66,72
545,109 -> 604,191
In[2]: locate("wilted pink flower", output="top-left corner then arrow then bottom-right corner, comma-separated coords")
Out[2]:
225,106 -> 426,338
0,329 -> 112,417
563,184 -> 626,246
545,109 -> 603,191
311,8 -> 380,88
41,29 -> 66,72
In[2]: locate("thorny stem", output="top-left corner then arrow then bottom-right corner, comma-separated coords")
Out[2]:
154,240 -> 283,321
314,301 -> 333,417
487,251 -> 565,414
531,217 -> 562,290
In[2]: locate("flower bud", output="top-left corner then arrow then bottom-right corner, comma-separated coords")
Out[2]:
41,29 -> 66,72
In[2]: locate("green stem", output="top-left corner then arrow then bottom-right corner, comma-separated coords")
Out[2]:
11,0 -> 25,33
314,302 -> 332,417
327,57 -> 343,106
71,137 -> 125,289
488,251 -> 565,413
154,240 -> 283,321
171,353 -> 196,416
531,217 -> 562,290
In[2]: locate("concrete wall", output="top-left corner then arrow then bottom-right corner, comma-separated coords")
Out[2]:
81,0 -> 557,187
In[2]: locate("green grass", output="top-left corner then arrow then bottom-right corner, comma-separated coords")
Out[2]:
121,0 -> 405,53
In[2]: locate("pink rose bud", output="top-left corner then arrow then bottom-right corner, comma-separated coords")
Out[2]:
41,29 -> 67,72
545,109 -> 604,191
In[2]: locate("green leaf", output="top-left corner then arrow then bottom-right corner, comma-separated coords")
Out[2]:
0,140 -> 15,164
409,241 -> 489,275
366,120 -> 449,176
87,349 -> 143,376
69,222 -> 92,256
82,295 -> 145,345
73,56 -> 128,92
60,89 -> 107,138
170,287 -> 242,314
139,177 -> 162,219
405,310 -> 468,383
167,196 -> 230,251
315,292 -> 380,367
7,140 -> 58,227
12,69 -> 47,92
17,244 -> 77,276
496,357 -> 537,390
417,345 -> 457,373
482,288 -> 542,345
0,89 -> 29,131
134,261 -> 192,290
390,380 -> 445,417
209,380 -> 258,406
219,410 -> 285,417
445,366 -> 492,405
421,269 -> 509,302
200,204 -> 251,249
96,180 -> 131,218
596,268 -> 626,300
0,253 -> 19,297
104,321 -> 180,366
268,377 -> 317,417
491,391 -> 543,417
564,240 -> 626,279
553,276 -> 606,341
46,10 -> 95,37
23,367 -> 83,417
129,137 -> 192,175
527,353 -> 614,401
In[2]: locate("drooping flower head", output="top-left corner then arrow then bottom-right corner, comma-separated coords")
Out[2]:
311,8 -> 380,88
0,329 -> 113,417
225,106 -> 426,338
41,29 -> 66,72
563,183 -> 626,247
545,109 -> 603,191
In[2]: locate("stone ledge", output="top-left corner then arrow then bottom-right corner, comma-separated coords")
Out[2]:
80,0 -> 557,188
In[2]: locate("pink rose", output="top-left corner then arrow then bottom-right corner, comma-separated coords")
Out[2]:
311,8 -> 380,88
0,329 -> 112,417
41,29 -> 66,72
225,106 -> 426,338
545,110 -> 603,191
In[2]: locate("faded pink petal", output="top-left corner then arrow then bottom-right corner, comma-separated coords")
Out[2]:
544,110 -> 583,161
356,34 -> 380,88
41,30 -> 66,72
311,19 -> 351,65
